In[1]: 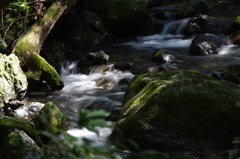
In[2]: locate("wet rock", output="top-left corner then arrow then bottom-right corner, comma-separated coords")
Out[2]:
185,15 -> 232,35
190,34 -> 231,55
152,49 -> 175,63
86,50 -> 109,65
174,0 -> 212,18
13,102 -> 45,122
0,130 -> 44,159
109,70 -> 240,152
114,62 -> 133,71
105,0 -> 149,35
89,65 -> 110,73
77,57 -> 93,74
211,69 -> 240,84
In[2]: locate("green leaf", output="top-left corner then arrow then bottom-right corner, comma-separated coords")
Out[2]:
88,119 -> 113,128
86,109 -> 110,118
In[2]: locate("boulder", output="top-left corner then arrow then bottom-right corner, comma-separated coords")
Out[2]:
190,34 -> 231,55
174,0 -> 212,18
86,50 -> 109,65
0,53 -> 27,108
0,130 -> 44,159
13,102 -> 45,122
0,116 -> 43,146
185,15 -> 232,35
211,69 -> 240,85
109,70 -> 240,152
152,49 -> 175,63
106,0 -> 149,35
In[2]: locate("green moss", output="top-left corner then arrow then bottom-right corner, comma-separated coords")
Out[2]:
234,16 -> 240,24
35,102 -> 68,136
0,116 -> 43,146
110,70 -> 240,150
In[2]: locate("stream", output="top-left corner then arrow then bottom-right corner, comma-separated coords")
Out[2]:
27,0 -> 240,158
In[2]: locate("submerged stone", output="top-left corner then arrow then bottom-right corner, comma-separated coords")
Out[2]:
109,70 -> 240,152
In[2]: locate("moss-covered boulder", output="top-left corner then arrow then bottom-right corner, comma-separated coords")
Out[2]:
174,0 -> 212,18
106,0 -> 149,35
0,116 -> 42,147
109,70 -> 240,152
0,53 -> 27,107
0,130 -> 44,159
211,69 -> 240,84
34,102 -> 68,138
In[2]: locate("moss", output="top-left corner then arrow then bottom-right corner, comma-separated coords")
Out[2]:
234,16 -> 240,24
110,70 -> 240,151
0,116 -> 43,146
35,102 -> 68,136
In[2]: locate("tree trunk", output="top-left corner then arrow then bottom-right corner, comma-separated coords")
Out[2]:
11,1 -> 67,90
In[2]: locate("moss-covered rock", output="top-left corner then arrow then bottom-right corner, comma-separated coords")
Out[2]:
211,69 -> 240,84
34,102 -> 68,138
152,49 -> 175,63
0,53 -> 27,107
109,70 -> 240,152
174,0 -> 212,18
106,0 -> 149,35
0,130 -> 44,159
0,116 -> 42,147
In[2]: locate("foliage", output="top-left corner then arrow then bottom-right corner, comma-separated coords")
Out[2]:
38,109 -> 120,159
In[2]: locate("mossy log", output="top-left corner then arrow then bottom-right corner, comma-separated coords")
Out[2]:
11,1 -> 67,90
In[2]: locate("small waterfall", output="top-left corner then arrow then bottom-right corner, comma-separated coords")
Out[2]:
61,60 -> 79,76
161,18 -> 191,35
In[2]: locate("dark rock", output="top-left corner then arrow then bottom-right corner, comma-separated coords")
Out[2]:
211,69 -> 240,84
152,49 -> 175,63
0,130 -> 44,159
174,0 -> 212,18
86,50 -> 109,65
114,62 -> 133,71
185,15 -> 232,35
190,34 -> 231,55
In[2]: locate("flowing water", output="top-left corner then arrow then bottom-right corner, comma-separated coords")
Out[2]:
28,0 -> 240,158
